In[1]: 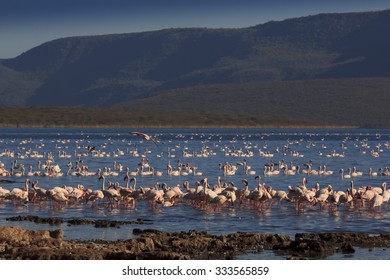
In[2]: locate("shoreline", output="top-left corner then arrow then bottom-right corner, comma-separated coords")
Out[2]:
0,223 -> 389,260
0,124 -> 363,129
0,107 -> 379,129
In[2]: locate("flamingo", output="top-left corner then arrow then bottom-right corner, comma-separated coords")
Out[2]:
322,165 -> 334,176
340,168 -> 351,179
213,176 -> 223,194
210,194 -> 229,210
331,190 -> 346,205
169,184 -> 184,198
305,183 -> 320,198
267,186 -> 291,206
125,177 -> 144,202
369,168 -> 378,177
297,177 -> 308,192
162,183 -> 179,204
0,186 -> 11,200
31,180 -> 47,203
238,179 -> 251,207
163,200 -> 175,207
203,181 -> 218,208
318,185 -> 333,195
371,188 -> 384,212
129,131 -> 159,147
143,183 -> 164,209
183,181 -> 196,194
182,181 -> 200,202
287,184 -> 306,209
349,181 -> 357,197
257,183 -> 273,209
359,186 -> 376,208
87,145 -> 95,153
220,187 -> 237,208
140,166 -> 154,176
315,192 -> 330,208
46,187 -> 69,209
128,167 -> 139,177
68,184 -> 87,204
351,166 -> 363,177
381,182 -> 390,203
333,190 -> 353,208
114,180 -> 134,207
282,165 -> 296,176
10,178 -> 30,205
296,192 -> 317,210
86,189 -> 105,208
191,178 -> 214,209
191,166 -> 203,176
99,175 -> 120,208
107,167 -> 119,177
249,182 -> 267,210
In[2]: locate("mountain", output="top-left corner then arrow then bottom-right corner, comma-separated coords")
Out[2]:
1,10 -> 390,127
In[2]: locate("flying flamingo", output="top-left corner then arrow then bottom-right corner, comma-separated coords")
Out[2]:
129,131 -> 159,147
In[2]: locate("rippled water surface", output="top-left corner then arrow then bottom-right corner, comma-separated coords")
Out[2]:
1,128 -> 390,259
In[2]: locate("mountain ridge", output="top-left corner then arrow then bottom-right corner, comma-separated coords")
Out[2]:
1,10 -> 390,127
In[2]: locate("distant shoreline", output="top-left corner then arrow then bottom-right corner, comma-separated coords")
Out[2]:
0,106 -> 384,129
0,124 -> 359,129
0,125 -> 360,129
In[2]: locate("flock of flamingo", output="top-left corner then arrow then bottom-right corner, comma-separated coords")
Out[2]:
0,131 -> 389,214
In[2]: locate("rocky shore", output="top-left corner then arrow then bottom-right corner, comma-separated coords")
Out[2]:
1,223 -> 390,260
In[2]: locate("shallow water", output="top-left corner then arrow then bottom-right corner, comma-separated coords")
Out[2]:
1,128 -> 390,259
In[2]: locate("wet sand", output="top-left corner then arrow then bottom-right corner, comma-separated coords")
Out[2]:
1,216 -> 390,260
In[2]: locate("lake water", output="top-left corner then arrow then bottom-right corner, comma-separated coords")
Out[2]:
0,128 -> 390,259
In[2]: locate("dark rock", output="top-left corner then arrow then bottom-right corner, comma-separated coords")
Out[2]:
341,242 -> 355,254
1,225 -> 390,260
49,229 -> 64,239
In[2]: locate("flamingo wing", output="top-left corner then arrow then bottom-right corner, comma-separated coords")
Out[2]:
129,132 -> 159,147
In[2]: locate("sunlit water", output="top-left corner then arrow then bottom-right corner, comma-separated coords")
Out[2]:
1,128 -> 390,259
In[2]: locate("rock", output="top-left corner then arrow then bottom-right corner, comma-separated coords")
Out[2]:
1,226 -> 390,260
341,242 -> 355,254
49,229 -> 64,239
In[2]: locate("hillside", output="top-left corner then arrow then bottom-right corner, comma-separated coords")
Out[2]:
0,78 -> 389,128
121,78 -> 390,128
0,10 -> 390,127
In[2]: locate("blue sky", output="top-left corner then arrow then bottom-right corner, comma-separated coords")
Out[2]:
1,0 -> 389,58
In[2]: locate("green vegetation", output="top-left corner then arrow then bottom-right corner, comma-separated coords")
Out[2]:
121,78 -> 390,128
0,107 -> 324,128
1,77 -> 389,128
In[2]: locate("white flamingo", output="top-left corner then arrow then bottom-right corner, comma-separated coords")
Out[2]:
143,183 -> 164,209
46,187 -> 69,208
380,182 -> 390,204
86,189 -> 104,207
0,186 -> 11,200
10,178 -> 30,204
99,175 -> 120,208
31,180 -> 47,203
